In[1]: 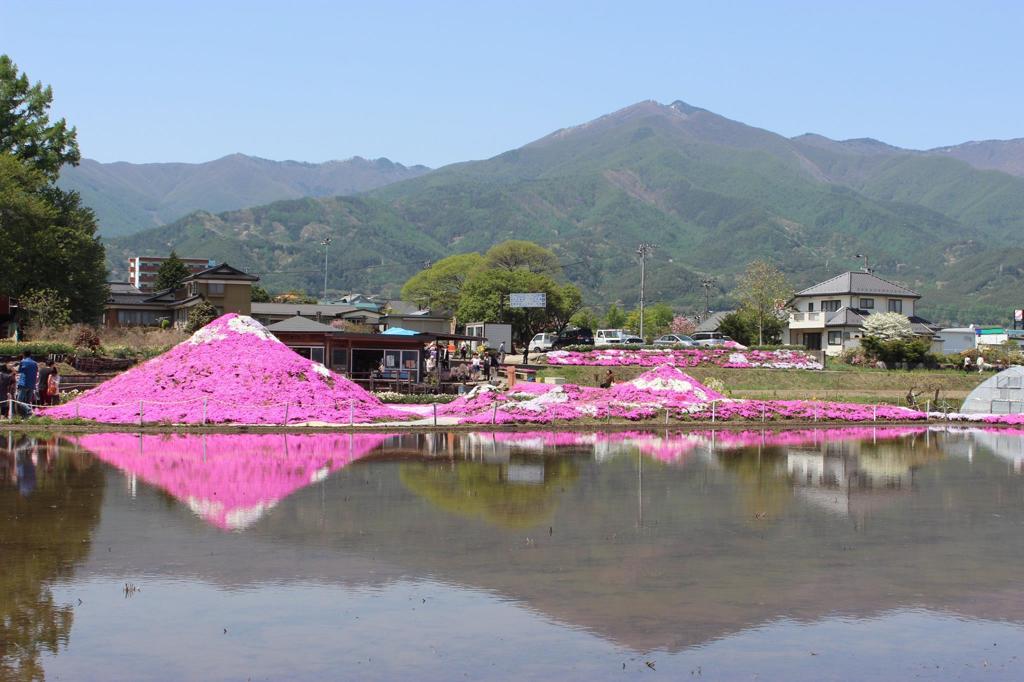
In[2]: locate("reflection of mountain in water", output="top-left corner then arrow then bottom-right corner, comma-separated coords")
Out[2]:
67,428 -> 1024,654
1,436 -> 104,679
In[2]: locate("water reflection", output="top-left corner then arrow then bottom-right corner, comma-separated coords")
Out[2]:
5,427 -> 1024,680
0,434 -> 104,680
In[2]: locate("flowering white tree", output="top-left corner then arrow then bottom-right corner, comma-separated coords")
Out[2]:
862,312 -> 913,340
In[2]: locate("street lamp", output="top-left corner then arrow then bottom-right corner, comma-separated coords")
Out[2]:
321,237 -> 332,301
636,243 -> 657,339
855,253 -> 870,273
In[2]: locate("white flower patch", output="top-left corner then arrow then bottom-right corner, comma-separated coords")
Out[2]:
227,315 -> 281,342
513,388 -> 570,413
728,352 -> 750,365
630,377 -> 694,393
188,327 -> 228,345
310,363 -> 332,379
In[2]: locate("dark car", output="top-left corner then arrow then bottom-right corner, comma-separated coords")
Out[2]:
551,327 -> 595,348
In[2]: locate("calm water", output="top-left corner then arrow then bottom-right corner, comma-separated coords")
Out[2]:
3,427 -> 1024,681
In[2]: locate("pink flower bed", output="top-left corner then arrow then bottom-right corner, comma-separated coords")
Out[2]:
682,400 -> 926,423
544,347 -> 822,370
44,314 -> 409,425
74,432 -> 393,529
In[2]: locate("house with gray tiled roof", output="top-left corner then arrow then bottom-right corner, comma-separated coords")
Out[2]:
784,271 -> 938,356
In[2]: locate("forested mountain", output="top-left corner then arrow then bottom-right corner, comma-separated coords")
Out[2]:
60,154 -> 430,236
107,101 -> 1024,323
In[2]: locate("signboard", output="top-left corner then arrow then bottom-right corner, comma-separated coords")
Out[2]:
510,293 -> 547,308
1015,309 -> 1023,322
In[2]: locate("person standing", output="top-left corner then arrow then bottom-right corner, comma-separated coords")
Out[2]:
16,351 -> 38,417
0,365 -> 13,416
37,360 -> 54,406
498,341 -> 506,364
522,344 -> 529,366
46,363 -> 61,405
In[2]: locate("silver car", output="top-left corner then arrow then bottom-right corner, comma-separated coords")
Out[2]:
653,334 -> 695,347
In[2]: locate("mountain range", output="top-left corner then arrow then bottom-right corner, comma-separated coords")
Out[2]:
59,154 -> 430,237
104,101 -> 1024,324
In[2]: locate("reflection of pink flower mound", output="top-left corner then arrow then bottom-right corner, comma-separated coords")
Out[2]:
75,432 -> 393,529
698,426 -> 930,449
44,314 -> 408,424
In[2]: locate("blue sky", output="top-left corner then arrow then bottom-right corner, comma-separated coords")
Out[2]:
3,1 -> 1021,167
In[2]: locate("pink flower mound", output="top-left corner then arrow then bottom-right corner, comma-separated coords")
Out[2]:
75,432 -> 393,529
544,347 -> 822,370
606,365 -> 724,410
44,314 -> 408,424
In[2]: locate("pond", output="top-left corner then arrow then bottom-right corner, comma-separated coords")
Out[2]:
3,427 -> 1024,680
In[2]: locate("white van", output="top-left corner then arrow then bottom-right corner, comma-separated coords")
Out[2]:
529,333 -> 557,353
595,329 -> 629,346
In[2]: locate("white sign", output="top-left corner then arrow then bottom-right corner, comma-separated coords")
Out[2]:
510,293 -> 547,308
1016,309 -> 1023,322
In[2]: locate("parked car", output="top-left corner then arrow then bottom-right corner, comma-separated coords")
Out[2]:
691,331 -> 735,347
551,327 -> 595,348
653,334 -> 695,347
529,332 -> 557,353
595,329 -> 629,346
621,335 -> 644,344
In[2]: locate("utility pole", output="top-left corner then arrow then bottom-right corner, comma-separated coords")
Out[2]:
701,277 -> 716,317
321,237 -> 332,301
855,253 -> 870,273
636,243 -> 656,339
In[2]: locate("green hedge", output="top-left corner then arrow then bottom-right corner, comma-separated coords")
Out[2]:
0,341 -> 75,358
375,393 -> 459,404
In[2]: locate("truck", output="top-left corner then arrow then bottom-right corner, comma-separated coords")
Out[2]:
463,322 -> 513,352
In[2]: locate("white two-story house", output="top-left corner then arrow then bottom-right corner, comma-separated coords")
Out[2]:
784,271 -> 937,356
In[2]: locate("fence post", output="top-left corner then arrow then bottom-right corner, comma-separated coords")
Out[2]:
349,400 -> 354,427
761,402 -> 766,423
139,400 -> 144,427
712,401 -> 716,423
664,408 -> 669,425
491,401 -> 498,425
873,405 -> 877,422
925,400 -> 930,422
75,402 -> 79,420
202,398 -> 208,426
283,402 -> 290,425
433,403 -> 438,427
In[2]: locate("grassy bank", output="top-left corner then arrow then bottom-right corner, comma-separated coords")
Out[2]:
536,364 -> 986,407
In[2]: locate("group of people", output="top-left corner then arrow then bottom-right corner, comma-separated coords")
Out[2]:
0,351 -> 61,417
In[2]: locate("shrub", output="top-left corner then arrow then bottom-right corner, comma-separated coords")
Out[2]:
0,341 -> 75,358
185,301 -> 218,333
73,326 -> 103,354
860,336 -> 934,367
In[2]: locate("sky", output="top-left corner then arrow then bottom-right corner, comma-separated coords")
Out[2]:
3,0 -> 1022,168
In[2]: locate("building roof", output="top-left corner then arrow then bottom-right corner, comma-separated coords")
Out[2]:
265,316 -> 338,333
696,311 -> 733,332
182,263 -> 259,282
795,271 -> 920,298
381,327 -> 419,336
106,282 -> 148,305
250,302 -> 377,317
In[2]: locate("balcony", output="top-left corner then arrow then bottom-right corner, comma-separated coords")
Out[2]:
788,311 -> 826,329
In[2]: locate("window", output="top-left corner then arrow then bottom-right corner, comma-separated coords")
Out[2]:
332,348 -> 348,371
117,309 -> 162,326
289,346 -> 325,364
208,283 -> 225,295
807,302 -> 814,312
888,299 -> 903,313
828,331 -> 843,345
859,298 -> 874,309
821,300 -> 841,312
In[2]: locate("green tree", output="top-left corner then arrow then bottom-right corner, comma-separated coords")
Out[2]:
0,57 -> 105,324
153,251 -> 191,292
251,285 -> 271,303
603,304 -> 627,328
0,55 -> 80,180
19,288 -> 71,329
569,307 -> 599,331
457,268 -> 577,344
184,300 -> 218,333
733,260 -> 792,345
624,303 -> 674,339
400,252 -> 485,313
718,309 -> 785,346
483,240 -> 561,277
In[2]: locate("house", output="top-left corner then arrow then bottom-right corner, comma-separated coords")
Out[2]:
784,271 -> 937,355
128,255 -> 216,291
265,315 -> 476,385
250,302 -> 384,329
103,263 -> 258,328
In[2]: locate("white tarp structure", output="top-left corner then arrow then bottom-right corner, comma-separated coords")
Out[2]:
960,366 -> 1024,414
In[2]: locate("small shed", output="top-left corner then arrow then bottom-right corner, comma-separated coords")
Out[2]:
960,366 -> 1024,414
